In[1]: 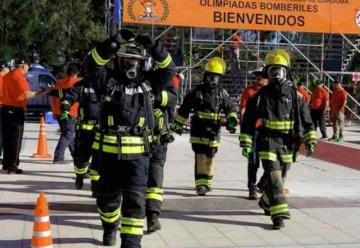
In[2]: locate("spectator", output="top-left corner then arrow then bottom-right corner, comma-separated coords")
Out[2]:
1,58 -> 52,174
231,33 -> 243,64
309,80 -> 329,139
0,60 -> 10,164
329,80 -> 347,142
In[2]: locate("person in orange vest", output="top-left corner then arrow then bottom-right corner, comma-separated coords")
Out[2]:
329,79 -> 347,142
297,80 -> 310,105
309,80 -> 329,139
50,63 -> 81,164
0,60 -> 10,164
239,66 -> 268,200
1,58 -> 52,174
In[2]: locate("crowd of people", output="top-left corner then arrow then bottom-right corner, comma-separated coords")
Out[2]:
0,28 -> 351,247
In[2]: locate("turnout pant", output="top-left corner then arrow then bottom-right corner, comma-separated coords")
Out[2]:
310,109 -> 327,138
54,117 -> 75,161
192,144 -> 217,190
95,151 -> 149,248
73,128 -> 96,178
146,144 -> 167,217
1,106 -> 24,171
247,151 -> 260,191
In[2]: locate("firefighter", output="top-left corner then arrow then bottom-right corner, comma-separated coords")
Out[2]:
239,66 -> 268,200
146,67 -> 178,232
173,57 -> 238,196
240,49 -> 317,229
59,62 -> 105,192
88,29 -> 175,247
50,63 -> 82,164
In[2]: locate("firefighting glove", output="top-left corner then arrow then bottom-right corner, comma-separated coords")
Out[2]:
135,33 -> 156,49
305,141 -> 317,157
242,147 -> 253,159
226,118 -> 237,134
60,111 -> 70,121
171,123 -> 183,135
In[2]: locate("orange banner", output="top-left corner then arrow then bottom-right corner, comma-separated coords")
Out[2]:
123,0 -> 360,34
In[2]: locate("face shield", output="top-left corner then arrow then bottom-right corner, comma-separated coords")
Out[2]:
267,65 -> 287,82
205,73 -> 221,88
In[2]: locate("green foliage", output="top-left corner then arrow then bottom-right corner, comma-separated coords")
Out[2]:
0,0 -> 106,66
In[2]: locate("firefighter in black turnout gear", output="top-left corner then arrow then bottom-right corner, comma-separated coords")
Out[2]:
88,29 -> 175,247
240,49 -> 317,230
60,63 -> 105,193
146,65 -> 177,232
173,57 -> 238,196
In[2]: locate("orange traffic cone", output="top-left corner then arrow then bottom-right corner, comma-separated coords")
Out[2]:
32,116 -> 52,158
31,192 -> 53,248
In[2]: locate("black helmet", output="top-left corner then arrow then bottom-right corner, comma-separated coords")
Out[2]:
116,43 -> 146,60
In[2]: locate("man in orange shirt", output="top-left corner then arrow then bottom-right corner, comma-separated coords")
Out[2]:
0,60 -> 10,164
239,67 -> 268,200
329,80 -> 347,142
2,58 -> 52,173
297,80 -> 310,105
50,64 -> 81,164
309,80 -> 329,139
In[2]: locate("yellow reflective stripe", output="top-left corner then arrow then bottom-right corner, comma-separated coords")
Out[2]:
270,204 -> 289,215
61,100 -> 70,105
280,153 -> 293,164
304,130 -> 317,141
91,48 -> 110,66
89,169 -> 100,181
121,217 -> 144,226
197,111 -> 221,120
262,192 -> 270,205
59,89 -> 64,98
94,133 -> 146,145
227,112 -> 237,119
80,124 -> 94,130
74,165 -> 89,175
239,133 -> 253,146
120,226 -> 143,235
107,115 -> 114,126
138,117 -> 145,127
155,54 -> 172,68
190,137 -> 220,147
154,108 -> 162,118
160,91 -> 168,107
196,179 -> 213,186
80,108 -> 84,117
259,151 -> 277,161
98,207 -> 121,217
175,115 -> 187,125
146,187 -> 164,194
263,120 -> 294,130
98,208 -> 121,223
92,142 -> 146,154
146,193 -> 163,202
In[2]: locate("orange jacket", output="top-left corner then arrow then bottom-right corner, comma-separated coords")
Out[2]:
0,75 -> 4,104
171,74 -> 182,90
2,68 -> 30,109
310,85 -> 329,110
297,86 -> 310,105
51,75 -> 81,117
239,83 -> 261,110
330,86 -> 347,114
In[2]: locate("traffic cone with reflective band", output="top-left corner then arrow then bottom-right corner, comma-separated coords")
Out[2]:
31,192 -> 53,248
32,117 -> 52,158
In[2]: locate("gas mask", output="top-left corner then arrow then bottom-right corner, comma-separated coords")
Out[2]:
267,65 -> 287,82
118,57 -> 142,80
205,73 -> 221,89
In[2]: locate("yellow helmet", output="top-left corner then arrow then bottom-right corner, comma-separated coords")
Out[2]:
204,57 -> 226,75
265,49 -> 291,68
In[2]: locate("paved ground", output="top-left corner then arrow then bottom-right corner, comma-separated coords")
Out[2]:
1,123 -> 360,247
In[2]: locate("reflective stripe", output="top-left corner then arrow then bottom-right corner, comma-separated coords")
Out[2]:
98,208 -> 121,223
304,130 -> 317,142
280,153 -> 293,164
108,115 -> 114,126
190,137 -> 220,147
120,226 -> 143,235
89,169 -> 100,181
79,124 -> 94,130
92,142 -> 145,154
227,112 -> 237,119
32,230 -> 52,237
80,108 -> 84,118
138,117 -> 145,127
146,187 -> 164,194
263,119 -> 294,131
94,133 -> 146,145
83,87 -> 95,93
61,100 -> 70,106
74,165 -> 89,175
259,151 -> 277,161
270,203 -> 289,216
195,178 -> 213,187
91,48 -> 110,66
175,115 -> 187,125
31,245 -> 53,248
59,89 -> 64,98
160,91 -> 168,107
155,54 -> 172,68
262,192 -> 270,205
121,217 -> 144,226
239,133 -> 253,146
197,111 -> 221,120
146,193 -> 163,202
34,216 -> 50,222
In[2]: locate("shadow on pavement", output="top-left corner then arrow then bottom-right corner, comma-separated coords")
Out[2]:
2,237 -> 102,247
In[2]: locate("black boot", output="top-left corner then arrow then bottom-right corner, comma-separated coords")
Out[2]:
103,229 -> 117,246
91,181 -> 98,197
147,213 -> 161,233
272,216 -> 285,230
75,175 -> 84,189
258,200 -> 270,216
196,186 -> 209,196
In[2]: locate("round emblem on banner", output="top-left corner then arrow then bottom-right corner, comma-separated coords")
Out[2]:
128,0 -> 169,22
355,9 -> 360,28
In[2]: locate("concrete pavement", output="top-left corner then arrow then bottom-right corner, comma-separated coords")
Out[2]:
1,123 -> 360,247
